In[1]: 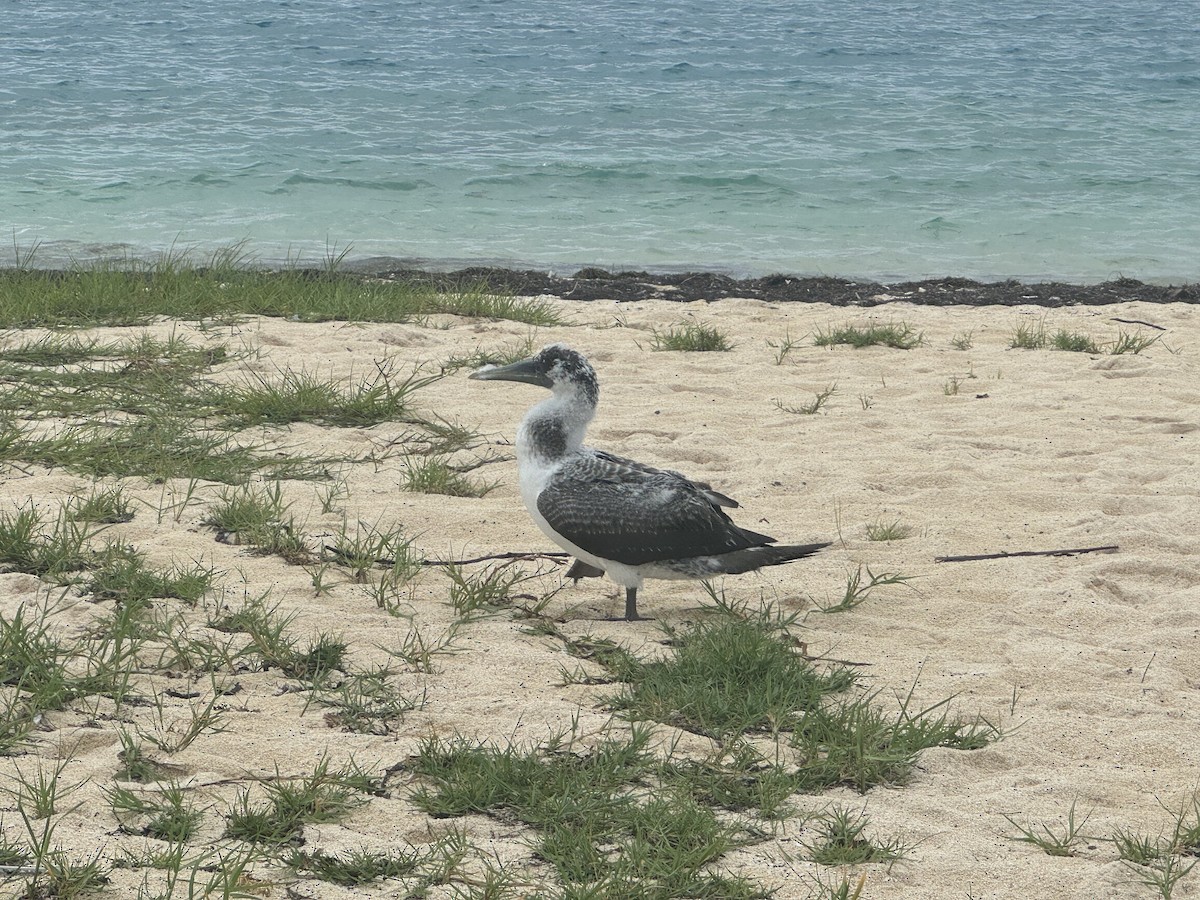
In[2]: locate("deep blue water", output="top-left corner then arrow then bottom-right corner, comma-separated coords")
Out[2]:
3,0 -> 1198,281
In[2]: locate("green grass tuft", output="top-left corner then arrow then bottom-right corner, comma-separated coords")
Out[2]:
1052,329 -> 1101,353
1009,318 -> 1048,349
865,519 -> 912,542
410,726 -> 764,898
804,805 -> 911,865
814,322 -> 922,349
214,363 -> 439,428
88,553 -> 214,606
401,455 -> 497,497
1003,799 -> 1092,857
287,846 -> 429,886
67,486 -> 135,525
649,323 -> 734,352
1110,329 -> 1161,355
0,505 -> 100,581
224,755 -> 376,846
611,617 -> 856,739
775,384 -> 837,415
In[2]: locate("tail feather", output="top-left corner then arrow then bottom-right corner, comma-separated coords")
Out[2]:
714,541 -> 831,576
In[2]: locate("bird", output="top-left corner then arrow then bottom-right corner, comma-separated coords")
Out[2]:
469,343 -> 830,620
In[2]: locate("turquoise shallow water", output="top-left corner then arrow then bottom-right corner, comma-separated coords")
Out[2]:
3,0 -> 1199,280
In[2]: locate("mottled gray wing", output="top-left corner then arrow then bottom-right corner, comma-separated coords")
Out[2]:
590,450 -> 739,508
538,452 -> 772,566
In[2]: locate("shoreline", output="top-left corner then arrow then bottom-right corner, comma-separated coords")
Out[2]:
8,260 -> 1197,308
363,266 -> 1199,307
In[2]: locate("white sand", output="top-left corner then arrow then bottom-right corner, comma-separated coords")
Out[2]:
2,297 -> 1198,898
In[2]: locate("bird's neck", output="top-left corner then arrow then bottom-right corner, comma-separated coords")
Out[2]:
517,390 -> 595,464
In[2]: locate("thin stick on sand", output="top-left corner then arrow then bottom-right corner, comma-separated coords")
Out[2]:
422,551 -> 572,566
935,545 -> 1119,563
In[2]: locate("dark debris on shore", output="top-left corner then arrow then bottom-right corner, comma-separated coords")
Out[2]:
371,266 -> 1197,307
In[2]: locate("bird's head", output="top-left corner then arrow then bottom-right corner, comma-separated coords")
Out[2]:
469,343 -> 599,406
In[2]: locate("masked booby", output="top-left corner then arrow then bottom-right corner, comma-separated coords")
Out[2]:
469,344 -> 829,620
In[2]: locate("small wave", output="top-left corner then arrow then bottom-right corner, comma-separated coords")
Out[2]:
188,173 -> 232,186
920,216 -> 961,235
676,173 -> 792,192
466,167 -> 652,186
339,57 -> 395,68
281,174 -> 427,192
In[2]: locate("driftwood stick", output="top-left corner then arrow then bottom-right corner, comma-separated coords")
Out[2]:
422,551 -> 571,567
1110,317 -> 1167,331
321,546 -> 571,569
935,545 -> 1118,563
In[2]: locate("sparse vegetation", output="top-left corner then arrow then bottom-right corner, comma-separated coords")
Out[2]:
649,322 -> 733,351
441,336 -> 537,373
766,329 -> 801,364
401,454 -> 497,497
1052,329 -> 1101,353
1010,318 -> 1048,349
224,755 -> 376,846
3,258 -> 1186,897
1003,799 -> 1092,857
814,322 -> 922,349
775,384 -> 837,415
804,805 -> 911,865
1009,320 -> 1162,355
865,519 -> 912,541
818,566 -> 915,613
214,362 -> 438,429
0,249 -> 560,328
1111,329 -> 1161,355
1114,793 -> 1200,899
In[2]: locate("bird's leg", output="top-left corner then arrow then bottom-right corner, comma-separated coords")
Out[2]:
625,587 -> 640,621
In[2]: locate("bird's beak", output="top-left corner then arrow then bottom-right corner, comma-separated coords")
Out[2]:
468,357 -> 552,388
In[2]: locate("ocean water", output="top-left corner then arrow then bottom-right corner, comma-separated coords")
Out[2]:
3,0 -> 1198,282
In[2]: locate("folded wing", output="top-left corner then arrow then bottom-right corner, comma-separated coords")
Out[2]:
538,450 -> 773,566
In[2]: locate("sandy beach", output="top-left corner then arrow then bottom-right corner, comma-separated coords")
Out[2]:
2,293 -> 1198,899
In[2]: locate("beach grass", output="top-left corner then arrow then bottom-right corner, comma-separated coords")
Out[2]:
766,328 -> 801,363
818,565 -> 914,613
0,251 -> 562,328
803,805 -> 911,865
1009,320 -> 1163,355
213,363 -> 439,429
1111,329 -> 1161,355
649,322 -> 734,351
1010,318 -> 1048,349
409,723 -> 766,899
775,383 -> 837,415
865,518 -> 912,541
400,454 -> 497,497
1051,329 -> 1101,353
1003,799 -> 1093,858
223,754 -> 375,846
286,845 -> 439,888
1113,793 -> 1200,899
7,287 -> 1182,897
814,322 -> 922,350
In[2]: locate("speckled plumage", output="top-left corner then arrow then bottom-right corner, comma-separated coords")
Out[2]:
470,344 -> 829,619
